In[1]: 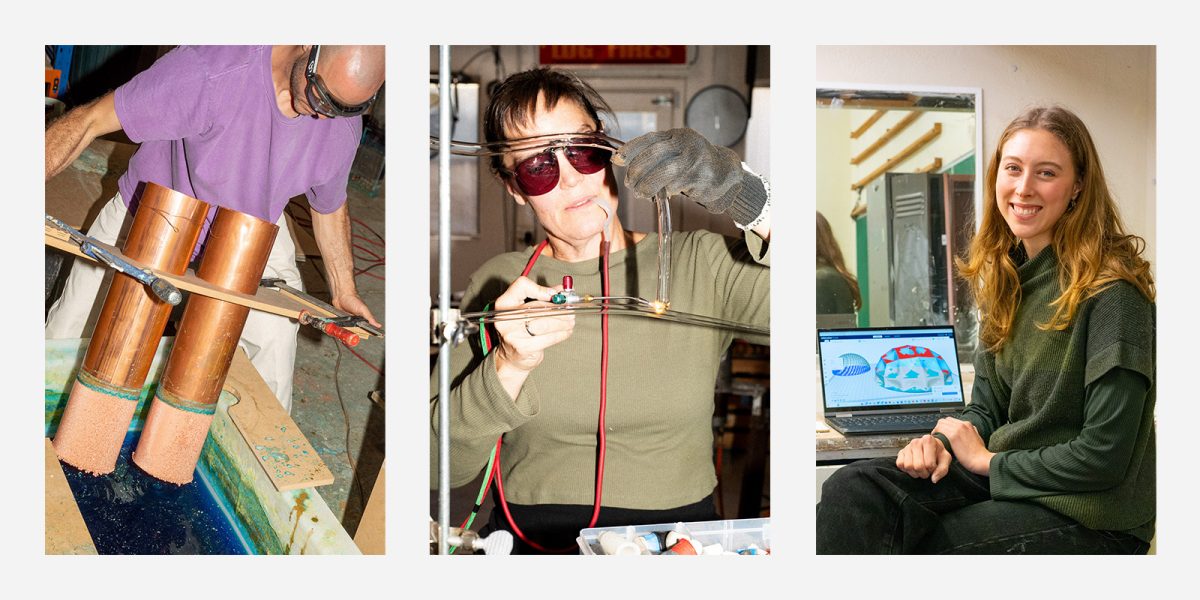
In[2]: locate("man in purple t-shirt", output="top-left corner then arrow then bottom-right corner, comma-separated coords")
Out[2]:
44,45 -> 384,413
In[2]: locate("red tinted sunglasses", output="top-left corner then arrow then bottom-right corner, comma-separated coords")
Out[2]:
501,138 -> 614,196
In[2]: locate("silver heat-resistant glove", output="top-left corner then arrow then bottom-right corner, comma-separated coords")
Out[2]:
613,128 -> 767,227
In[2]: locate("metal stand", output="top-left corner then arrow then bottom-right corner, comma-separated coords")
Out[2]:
436,46 -> 453,556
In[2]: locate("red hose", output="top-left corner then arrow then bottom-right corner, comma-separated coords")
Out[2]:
485,238 -> 611,553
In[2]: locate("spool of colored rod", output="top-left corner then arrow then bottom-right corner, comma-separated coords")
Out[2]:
133,207 -> 278,484
53,183 -> 209,475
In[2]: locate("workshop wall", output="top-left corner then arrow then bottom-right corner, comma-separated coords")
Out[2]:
814,109 -> 854,270
817,45 -> 1157,269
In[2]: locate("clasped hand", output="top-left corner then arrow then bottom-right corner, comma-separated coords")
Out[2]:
896,417 -> 994,482
492,276 -> 575,374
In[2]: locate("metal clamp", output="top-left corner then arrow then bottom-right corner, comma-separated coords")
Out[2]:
260,277 -> 384,338
47,214 -> 182,305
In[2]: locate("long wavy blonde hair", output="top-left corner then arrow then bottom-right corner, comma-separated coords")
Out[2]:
958,106 -> 1154,352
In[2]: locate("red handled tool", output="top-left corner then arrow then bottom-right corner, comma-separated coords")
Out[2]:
299,311 -> 362,347
260,277 -> 384,346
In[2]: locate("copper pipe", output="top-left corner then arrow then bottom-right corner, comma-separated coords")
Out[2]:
53,183 -> 209,474
157,208 -> 278,406
134,207 -> 277,483
83,183 -> 210,387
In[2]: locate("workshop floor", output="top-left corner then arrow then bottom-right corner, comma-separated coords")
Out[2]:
286,177 -> 386,540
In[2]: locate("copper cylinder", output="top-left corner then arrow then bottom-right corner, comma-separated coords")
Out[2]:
53,183 -> 210,475
133,207 -> 278,483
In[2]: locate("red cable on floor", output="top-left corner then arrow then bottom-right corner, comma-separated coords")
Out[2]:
350,216 -> 385,244
346,345 -> 383,375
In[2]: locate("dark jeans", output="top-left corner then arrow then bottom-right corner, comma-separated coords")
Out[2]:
481,493 -> 720,555
816,457 -> 1149,554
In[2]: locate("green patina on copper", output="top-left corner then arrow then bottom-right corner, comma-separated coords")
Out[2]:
45,339 -> 168,437
75,369 -> 141,401
155,387 -> 218,416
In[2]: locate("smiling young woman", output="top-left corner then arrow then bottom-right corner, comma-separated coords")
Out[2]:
817,105 -> 1156,555
963,105 -> 1154,352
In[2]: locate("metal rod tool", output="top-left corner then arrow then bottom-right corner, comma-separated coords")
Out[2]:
259,277 -> 384,338
298,310 -> 362,347
45,213 -> 183,305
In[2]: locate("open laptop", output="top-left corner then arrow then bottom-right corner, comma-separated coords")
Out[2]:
818,325 -> 966,435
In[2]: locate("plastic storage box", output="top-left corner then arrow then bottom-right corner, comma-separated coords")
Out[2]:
577,518 -> 770,555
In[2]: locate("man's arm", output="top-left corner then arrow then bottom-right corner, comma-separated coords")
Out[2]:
45,92 -> 122,181
310,203 -> 381,327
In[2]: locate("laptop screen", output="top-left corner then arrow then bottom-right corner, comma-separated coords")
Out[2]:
817,326 -> 966,413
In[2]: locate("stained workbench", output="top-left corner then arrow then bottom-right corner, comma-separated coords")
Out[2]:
815,364 -> 975,462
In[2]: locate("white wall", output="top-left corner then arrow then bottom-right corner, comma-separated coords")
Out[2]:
814,109 -> 854,269
816,45 -> 1157,268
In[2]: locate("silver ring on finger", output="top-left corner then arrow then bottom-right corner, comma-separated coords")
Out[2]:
524,320 -> 536,337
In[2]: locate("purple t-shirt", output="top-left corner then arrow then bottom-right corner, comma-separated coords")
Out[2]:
115,45 -> 361,252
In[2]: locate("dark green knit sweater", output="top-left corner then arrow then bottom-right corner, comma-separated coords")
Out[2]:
963,247 -> 1155,541
816,264 -> 857,315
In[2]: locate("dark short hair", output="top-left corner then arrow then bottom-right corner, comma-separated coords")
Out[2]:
483,68 -> 614,174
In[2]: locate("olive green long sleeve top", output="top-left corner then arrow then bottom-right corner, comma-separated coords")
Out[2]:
431,230 -> 770,509
962,247 -> 1155,541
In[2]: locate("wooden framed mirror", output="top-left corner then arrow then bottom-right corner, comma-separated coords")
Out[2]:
816,84 -> 983,352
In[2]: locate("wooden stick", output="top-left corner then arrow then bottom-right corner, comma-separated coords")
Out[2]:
818,96 -> 916,109
851,112 -> 921,165
917,157 -> 944,173
45,225 -> 371,338
851,123 -> 943,191
849,110 -> 887,140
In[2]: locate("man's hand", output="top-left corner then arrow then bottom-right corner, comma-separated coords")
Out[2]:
932,418 -> 994,476
332,292 -> 381,328
896,434 -> 953,483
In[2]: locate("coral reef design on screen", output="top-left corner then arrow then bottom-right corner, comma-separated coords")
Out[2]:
874,345 -> 955,393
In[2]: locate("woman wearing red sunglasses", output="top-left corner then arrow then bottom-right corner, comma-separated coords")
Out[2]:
431,68 -> 771,554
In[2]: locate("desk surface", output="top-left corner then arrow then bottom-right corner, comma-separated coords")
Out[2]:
815,365 -> 975,462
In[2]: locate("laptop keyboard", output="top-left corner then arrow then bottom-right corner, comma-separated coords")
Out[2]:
827,412 -> 961,434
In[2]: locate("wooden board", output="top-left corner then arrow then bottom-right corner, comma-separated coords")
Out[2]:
223,348 -> 335,491
354,460 -> 385,555
45,224 -> 373,339
44,438 -> 98,555
849,110 -> 887,140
